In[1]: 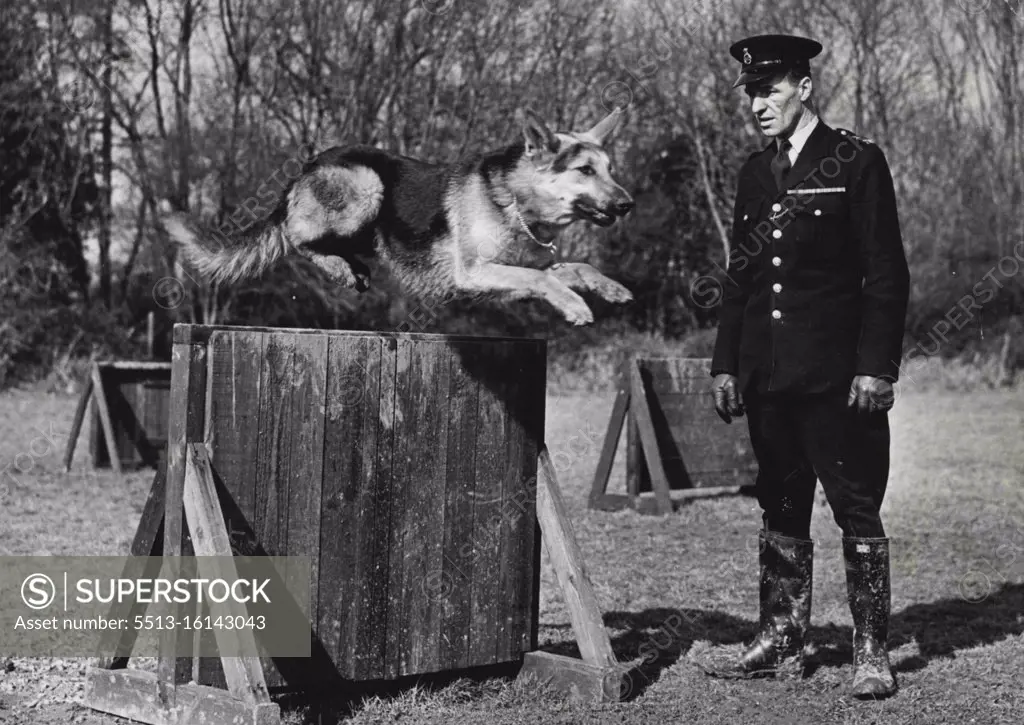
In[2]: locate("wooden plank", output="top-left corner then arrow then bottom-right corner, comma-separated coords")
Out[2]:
107,375 -> 143,468
158,330 -> 208,700
250,325 -> 330,698
206,330 -> 265,531
536,447 -> 617,669
646,447 -> 755,472
492,342 -> 521,665
629,361 -> 672,514
98,361 -> 174,371
588,386 -> 629,507
90,394 -> 107,468
142,377 -> 171,466
130,378 -> 147,466
645,381 -> 719,400
95,465 -> 168,669
98,370 -> 125,466
197,329 -> 265,691
674,484 -> 747,500
366,336 -> 398,679
642,394 -> 752,430
624,359 -> 641,502
529,343 -> 546,657
589,493 -> 633,512
468,341 -> 514,668
130,467 -> 168,560
439,342 -> 481,671
283,334 -> 327,645
63,372 -> 94,471
254,333 -> 297,559
633,486 -> 749,515
637,357 -> 712,392
518,651 -> 626,704
386,339 -> 451,676
85,668 -> 280,725
499,341 -> 545,661
319,335 -> 383,680
91,363 -> 123,475
182,444 -> 270,705
384,339 -> 414,679
530,518 -> 542,653
173,323 -> 537,347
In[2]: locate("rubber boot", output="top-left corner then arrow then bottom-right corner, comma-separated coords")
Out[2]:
843,537 -> 897,698
734,530 -> 814,677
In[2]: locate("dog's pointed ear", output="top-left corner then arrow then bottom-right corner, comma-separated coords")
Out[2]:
520,109 -> 559,157
579,106 -> 625,145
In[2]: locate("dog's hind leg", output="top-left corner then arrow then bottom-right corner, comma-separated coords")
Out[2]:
457,262 -> 595,325
284,164 -> 384,290
547,263 -> 633,304
297,247 -> 370,291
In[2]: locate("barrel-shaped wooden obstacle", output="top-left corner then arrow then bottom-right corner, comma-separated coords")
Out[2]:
86,324 -> 625,725
199,323 -> 546,682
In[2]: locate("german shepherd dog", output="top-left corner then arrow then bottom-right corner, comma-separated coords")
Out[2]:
164,108 -> 634,325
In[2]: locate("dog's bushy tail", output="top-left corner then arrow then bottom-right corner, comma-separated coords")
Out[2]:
163,212 -> 292,285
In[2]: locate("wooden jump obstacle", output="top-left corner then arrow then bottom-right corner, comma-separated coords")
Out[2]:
589,357 -> 758,515
84,324 -> 629,725
63,360 -> 172,474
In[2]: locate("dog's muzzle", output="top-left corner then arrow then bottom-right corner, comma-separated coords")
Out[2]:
574,199 -> 635,227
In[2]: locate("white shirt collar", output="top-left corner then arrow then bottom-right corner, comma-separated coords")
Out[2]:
779,115 -> 819,162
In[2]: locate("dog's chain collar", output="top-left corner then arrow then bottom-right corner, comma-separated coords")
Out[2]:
511,196 -> 556,253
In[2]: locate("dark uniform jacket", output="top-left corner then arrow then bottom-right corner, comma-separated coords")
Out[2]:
710,121 -> 910,395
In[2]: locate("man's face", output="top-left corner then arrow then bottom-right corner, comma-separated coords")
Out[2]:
745,73 -> 809,138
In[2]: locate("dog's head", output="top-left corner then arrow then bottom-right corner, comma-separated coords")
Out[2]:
513,108 -> 634,228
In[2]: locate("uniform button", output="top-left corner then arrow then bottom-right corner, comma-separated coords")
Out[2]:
772,310 -> 782,320
743,214 -> 749,221
773,283 -> 782,293
814,209 -> 822,216
772,229 -> 782,239
772,256 -> 782,267
771,203 -> 782,212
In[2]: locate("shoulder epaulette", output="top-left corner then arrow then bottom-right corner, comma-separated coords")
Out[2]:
836,128 -> 875,145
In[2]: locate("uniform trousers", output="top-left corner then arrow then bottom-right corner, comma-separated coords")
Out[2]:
744,385 -> 890,539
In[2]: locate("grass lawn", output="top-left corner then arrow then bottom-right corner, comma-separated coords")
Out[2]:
0,381 -> 1021,724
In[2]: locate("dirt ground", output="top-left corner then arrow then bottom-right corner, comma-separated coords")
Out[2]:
1,382 -> 1022,725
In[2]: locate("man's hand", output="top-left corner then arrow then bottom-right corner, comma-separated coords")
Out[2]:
847,375 -> 895,413
712,373 -> 745,424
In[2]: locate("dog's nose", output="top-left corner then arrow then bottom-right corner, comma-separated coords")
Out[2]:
613,199 -> 635,216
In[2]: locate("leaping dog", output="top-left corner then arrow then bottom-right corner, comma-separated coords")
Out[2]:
164,108 -> 635,325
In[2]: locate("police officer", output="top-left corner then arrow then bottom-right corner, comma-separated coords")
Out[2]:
709,34 -> 910,698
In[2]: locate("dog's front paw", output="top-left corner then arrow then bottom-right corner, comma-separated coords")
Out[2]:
561,296 -> 595,326
594,278 -> 633,304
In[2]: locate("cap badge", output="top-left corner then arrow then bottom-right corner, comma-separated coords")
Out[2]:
743,47 -> 752,64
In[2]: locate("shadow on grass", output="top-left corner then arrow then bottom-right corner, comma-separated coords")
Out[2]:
538,607 -> 757,700
572,583 -> 1024,698
808,582 -> 1024,675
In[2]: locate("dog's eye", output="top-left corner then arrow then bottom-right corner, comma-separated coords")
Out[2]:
578,165 -> 595,176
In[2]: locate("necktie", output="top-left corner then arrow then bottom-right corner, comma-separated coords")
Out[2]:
771,139 -> 792,191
